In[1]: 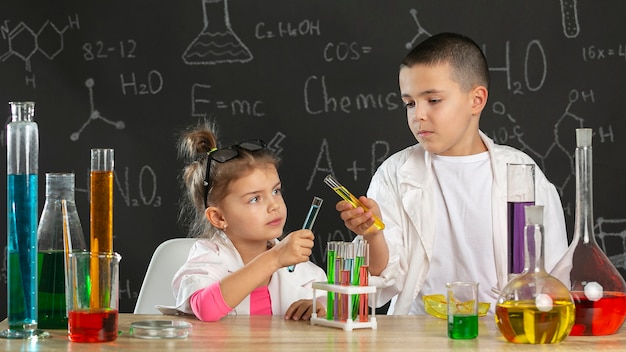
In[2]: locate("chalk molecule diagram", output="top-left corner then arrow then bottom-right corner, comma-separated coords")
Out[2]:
404,9 -> 432,50
0,15 -> 80,87
70,78 -> 125,141
405,1 -> 579,51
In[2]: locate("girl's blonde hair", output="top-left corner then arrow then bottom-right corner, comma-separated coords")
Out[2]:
177,119 -> 280,238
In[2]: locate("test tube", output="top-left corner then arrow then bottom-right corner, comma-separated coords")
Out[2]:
351,239 -> 366,320
326,241 -> 337,320
323,174 -> 385,230
287,196 -> 323,272
334,242 -> 343,320
340,242 -> 353,321
358,240 -> 370,322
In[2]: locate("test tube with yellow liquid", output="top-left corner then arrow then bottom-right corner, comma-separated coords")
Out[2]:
324,174 -> 385,230
89,149 -> 114,308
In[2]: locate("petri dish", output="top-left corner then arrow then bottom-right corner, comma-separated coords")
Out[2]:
129,320 -> 192,339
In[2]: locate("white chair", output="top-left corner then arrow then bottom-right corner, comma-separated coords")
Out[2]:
133,238 -> 196,314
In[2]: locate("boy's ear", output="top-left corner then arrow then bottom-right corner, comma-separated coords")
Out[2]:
470,85 -> 488,114
205,206 -> 227,230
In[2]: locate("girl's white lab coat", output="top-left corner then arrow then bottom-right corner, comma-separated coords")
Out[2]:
170,233 -> 327,317
366,131 -> 572,315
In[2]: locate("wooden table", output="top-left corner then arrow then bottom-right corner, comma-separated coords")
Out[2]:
1,314 -> 625,351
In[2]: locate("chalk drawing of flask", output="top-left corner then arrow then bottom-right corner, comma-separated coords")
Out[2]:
182,0 -> 253,65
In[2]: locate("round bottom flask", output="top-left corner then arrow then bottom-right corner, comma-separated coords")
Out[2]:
495,205 -> 574,344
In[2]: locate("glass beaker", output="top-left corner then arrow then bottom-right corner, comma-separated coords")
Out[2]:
37,173 -> 87,329
495,205 -> 575,344
447,281 -> 479,339
556,128 -> 626,336
67,252 -> 121,342
507,163 -> 535,278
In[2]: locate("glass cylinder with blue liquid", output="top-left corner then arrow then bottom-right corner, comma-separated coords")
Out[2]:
2,102 -> 49,339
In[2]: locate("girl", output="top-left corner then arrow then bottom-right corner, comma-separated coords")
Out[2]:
170,121 -> 326,321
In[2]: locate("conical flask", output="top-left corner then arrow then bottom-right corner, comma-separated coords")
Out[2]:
495,205 -> 575,344
36,173 -> 87,329
560,128 -> 626,336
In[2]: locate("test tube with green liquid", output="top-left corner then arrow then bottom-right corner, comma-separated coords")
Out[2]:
351,239 -> 366,320
323,174 -> 385,230
326,241 -> 337,320
358,240 -> 370,322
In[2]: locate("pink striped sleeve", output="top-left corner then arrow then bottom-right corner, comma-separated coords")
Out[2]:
189,282 -> 233,322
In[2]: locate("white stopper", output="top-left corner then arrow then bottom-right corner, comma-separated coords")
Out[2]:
576,128 -> 592,148
525,205 -> 543,225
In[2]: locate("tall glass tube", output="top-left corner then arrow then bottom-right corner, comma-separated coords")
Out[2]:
507,164 -> 535,278
2,102 -> 48,339
564,128 -> 626,336
89,148 -> 114,308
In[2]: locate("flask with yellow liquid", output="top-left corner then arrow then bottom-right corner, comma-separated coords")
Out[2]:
495,205 -> 575,344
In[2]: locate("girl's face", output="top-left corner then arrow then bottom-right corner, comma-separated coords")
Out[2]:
399,62 -> 486,156
216,165 -> 286,245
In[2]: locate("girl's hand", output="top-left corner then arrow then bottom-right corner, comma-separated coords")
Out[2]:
273,229 -> 314,268
284,299 -> 325,321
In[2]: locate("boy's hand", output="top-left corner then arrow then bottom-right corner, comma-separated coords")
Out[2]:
336,196 -> 383,240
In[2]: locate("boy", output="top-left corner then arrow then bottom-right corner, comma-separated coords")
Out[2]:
335,32 -> 570,315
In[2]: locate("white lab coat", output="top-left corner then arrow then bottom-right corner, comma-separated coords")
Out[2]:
366,131 -> 571,315
169,233 -> 327,317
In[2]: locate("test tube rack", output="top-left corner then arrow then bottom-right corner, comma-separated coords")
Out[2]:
310,282 -> 378,331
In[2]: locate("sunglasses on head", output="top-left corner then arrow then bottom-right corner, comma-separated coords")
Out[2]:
203,139 -> 267,208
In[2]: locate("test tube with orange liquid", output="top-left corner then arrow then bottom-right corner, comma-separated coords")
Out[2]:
89,149 -> 114,308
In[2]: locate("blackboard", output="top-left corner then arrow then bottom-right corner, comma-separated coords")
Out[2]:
1,0 -> 626,318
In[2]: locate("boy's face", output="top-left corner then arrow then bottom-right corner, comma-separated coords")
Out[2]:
399,62 -> 487,156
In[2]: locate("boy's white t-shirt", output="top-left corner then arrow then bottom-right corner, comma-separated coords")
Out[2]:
409,151 -> 498,315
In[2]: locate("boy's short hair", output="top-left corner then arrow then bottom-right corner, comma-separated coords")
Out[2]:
401,32 -> 490,92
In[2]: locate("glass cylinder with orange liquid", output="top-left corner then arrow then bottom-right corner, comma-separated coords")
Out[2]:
89,149 -> 114,309
90,149 -> 114,254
